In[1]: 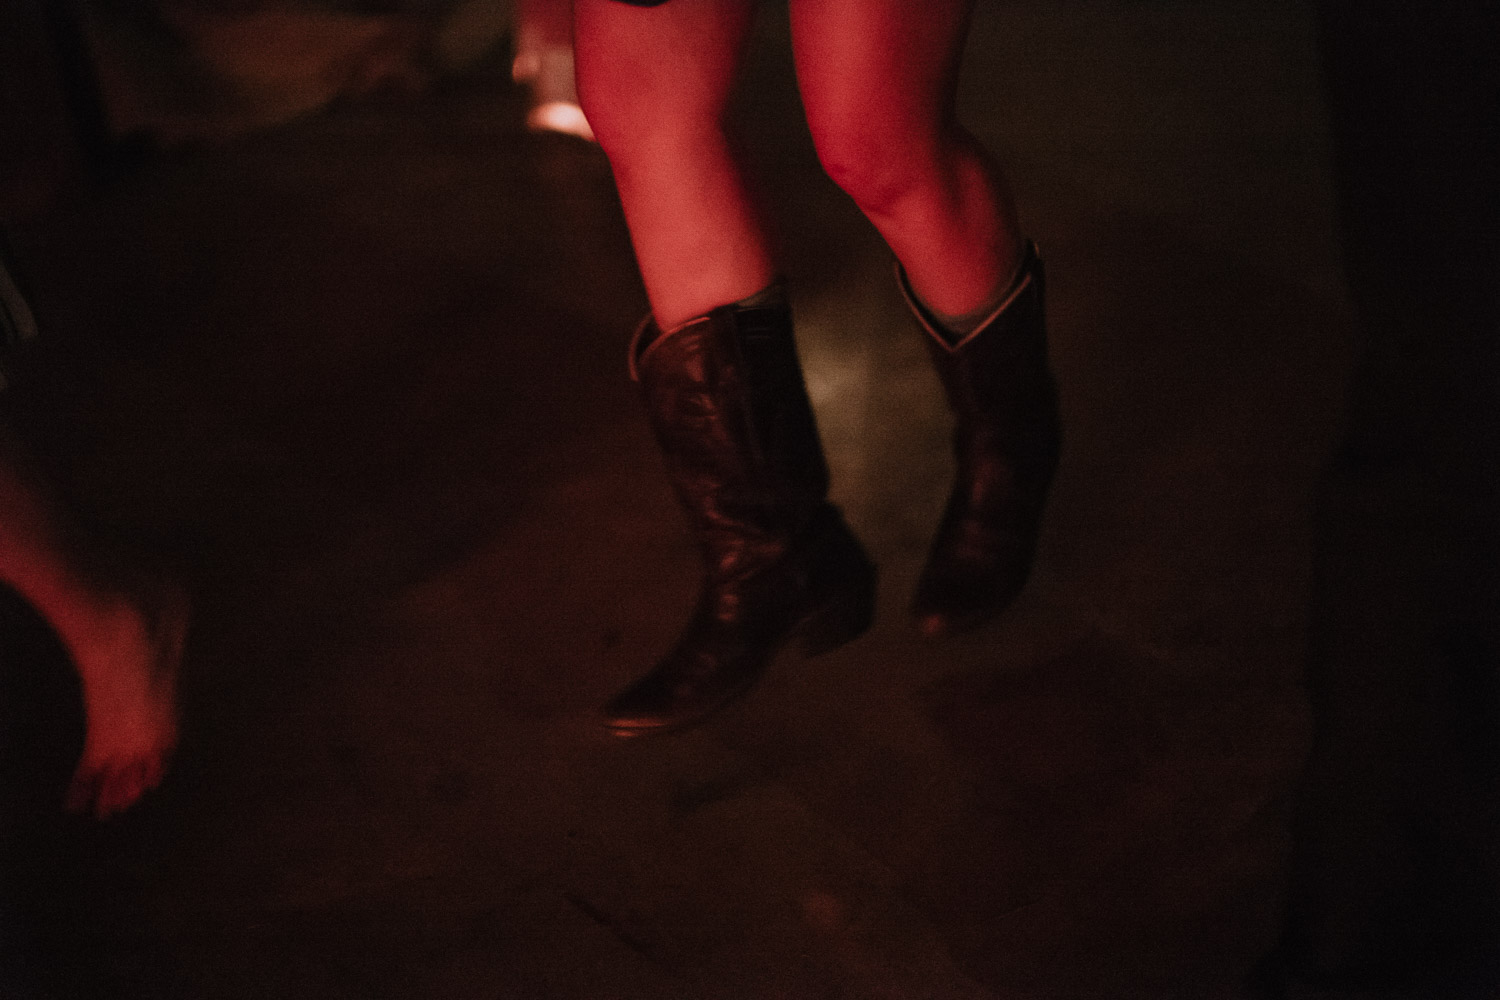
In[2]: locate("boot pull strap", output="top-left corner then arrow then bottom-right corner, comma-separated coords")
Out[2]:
629,278 -> 791,382
0,243 -> 41,394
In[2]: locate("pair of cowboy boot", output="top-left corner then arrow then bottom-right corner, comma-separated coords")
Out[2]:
604,244 -> 1060,735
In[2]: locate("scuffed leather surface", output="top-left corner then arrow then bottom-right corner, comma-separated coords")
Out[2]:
606,302 -> 874,732
636,303 -> 829,586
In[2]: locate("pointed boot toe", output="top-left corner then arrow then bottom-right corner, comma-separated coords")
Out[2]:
600,645 -> 748,736
911,541 -> 1037,639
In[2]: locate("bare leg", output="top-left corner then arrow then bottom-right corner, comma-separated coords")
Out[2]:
791,0 -> 1055,638
574,0 -> 772,328
790,0 -> 1024,318
577,0 -> 878,736
0,428 -> 183,819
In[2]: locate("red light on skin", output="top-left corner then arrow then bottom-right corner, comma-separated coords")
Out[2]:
0,454 -> 185,818
59,586 -> 186,820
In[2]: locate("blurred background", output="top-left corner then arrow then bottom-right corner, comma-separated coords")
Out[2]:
1,1 -> 1494,998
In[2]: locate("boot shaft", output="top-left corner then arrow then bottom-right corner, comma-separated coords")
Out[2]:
631,298 -> 830,580
899,243 -> 1060,464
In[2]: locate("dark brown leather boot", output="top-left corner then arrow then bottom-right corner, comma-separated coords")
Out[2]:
603,296 -> 876,735
899,242 -> 1061,638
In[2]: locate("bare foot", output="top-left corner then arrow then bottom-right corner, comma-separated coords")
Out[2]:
60,586 -> 187,819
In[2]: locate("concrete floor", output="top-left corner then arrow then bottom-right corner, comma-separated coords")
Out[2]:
0,2 -> 1384,996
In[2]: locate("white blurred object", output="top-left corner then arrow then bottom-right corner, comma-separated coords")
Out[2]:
527,99 -> 594,141
511,9 -> 594,142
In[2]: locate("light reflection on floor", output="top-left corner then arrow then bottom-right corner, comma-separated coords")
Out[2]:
795,279 -> 958,562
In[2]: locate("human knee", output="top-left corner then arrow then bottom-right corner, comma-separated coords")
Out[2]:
809,116 -> 944,217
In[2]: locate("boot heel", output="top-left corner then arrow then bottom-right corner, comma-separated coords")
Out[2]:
799,566 -> 877,657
